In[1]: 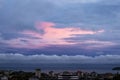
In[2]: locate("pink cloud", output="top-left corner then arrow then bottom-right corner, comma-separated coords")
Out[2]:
4,37 -> 47,49
34,22 -> 104,44
79,40 -> 116,49
35,22 -> 55,30
36,22 -> 101,35
33,22 -> 104,45
3,21 -> 107,49
22,30 -> 42,39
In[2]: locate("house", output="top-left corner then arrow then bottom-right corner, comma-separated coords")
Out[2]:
0,76 -> 8,80
29,77 -> 39,80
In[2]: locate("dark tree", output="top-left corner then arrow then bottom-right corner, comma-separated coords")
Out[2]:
112,67 -> 120,74
112,67 -> 120,80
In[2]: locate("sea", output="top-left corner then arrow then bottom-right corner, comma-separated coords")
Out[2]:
0,63 -> 119,73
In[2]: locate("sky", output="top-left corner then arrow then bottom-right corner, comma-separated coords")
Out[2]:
0,0 -> 120,65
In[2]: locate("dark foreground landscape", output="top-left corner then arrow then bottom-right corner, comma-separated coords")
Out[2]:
0,67 -> 120,80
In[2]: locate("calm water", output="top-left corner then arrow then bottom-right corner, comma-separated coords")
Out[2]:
0,63 -> 119,73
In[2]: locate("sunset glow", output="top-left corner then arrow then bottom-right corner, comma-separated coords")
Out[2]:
0,0 -> 119,66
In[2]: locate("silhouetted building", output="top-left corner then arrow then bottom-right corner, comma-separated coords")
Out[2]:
0,76 -> 8,80
29,77 -> 39,80
49,71 -> 54,77
58,71 -> 79,80
35,69 -> 41,78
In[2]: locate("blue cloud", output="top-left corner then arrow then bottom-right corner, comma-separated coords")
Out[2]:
0,0 -> 120,56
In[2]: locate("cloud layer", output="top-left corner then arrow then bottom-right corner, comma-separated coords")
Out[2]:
47,0 -> 101,5
0,21 -> 108,49
0,0 -> 120,56
0,53 -> 119,64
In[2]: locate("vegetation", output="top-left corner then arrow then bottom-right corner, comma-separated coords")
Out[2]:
112,67 -> 120,80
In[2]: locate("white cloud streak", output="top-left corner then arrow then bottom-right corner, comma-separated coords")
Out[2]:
48,0 -> 101,5
0,53 -> 119,64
